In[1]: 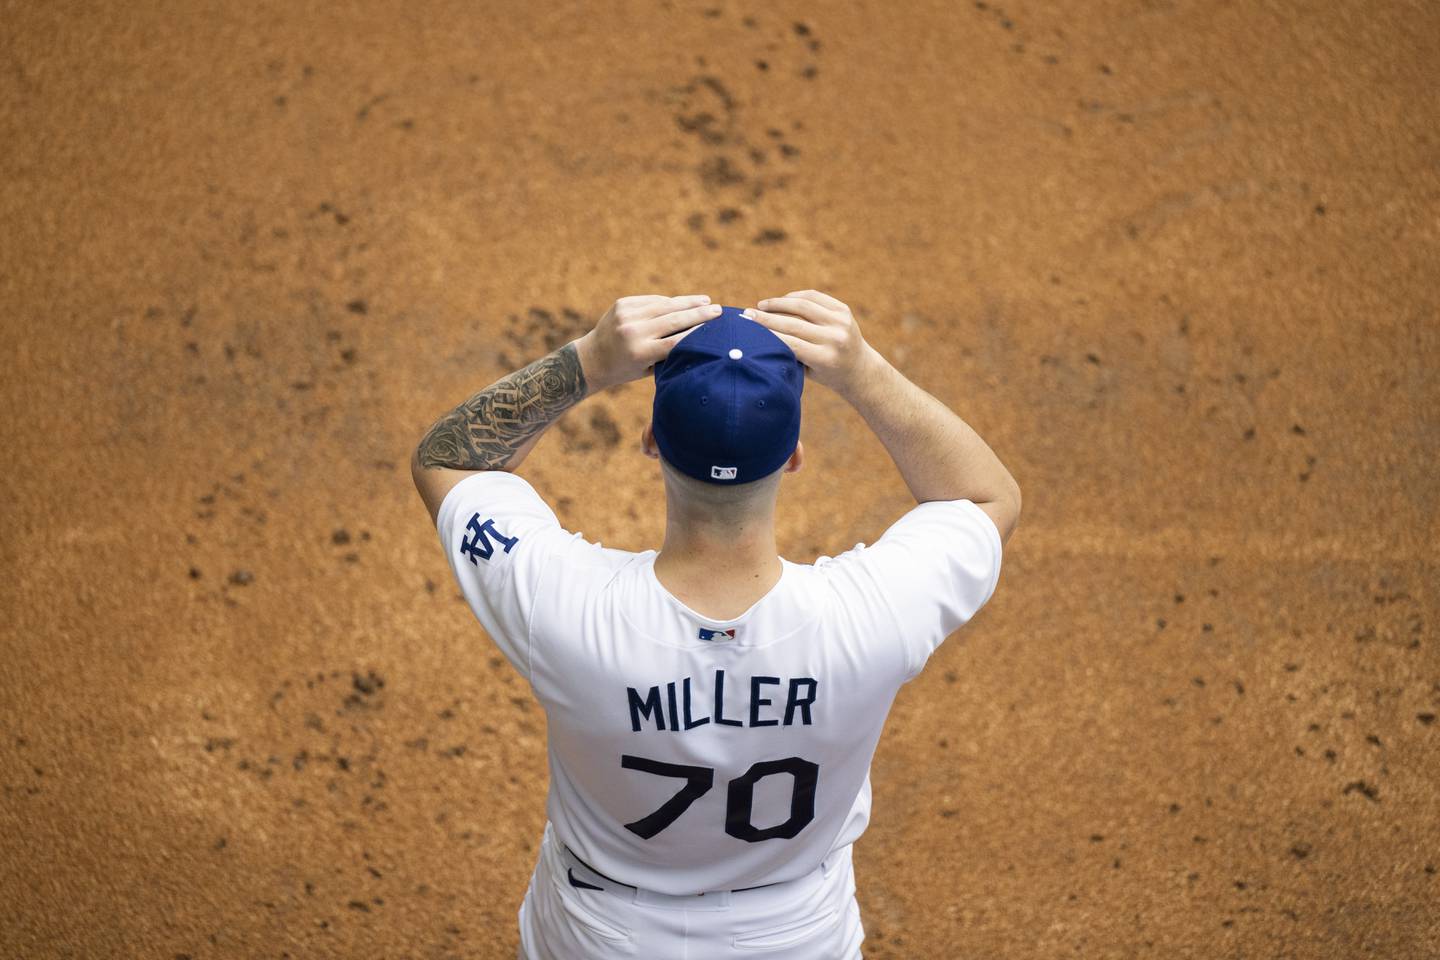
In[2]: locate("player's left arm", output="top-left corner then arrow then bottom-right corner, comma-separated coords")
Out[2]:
411,293 -> 721,521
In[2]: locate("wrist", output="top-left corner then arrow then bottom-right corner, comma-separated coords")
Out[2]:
833,343 -> 889,400
571,332 -> 610,395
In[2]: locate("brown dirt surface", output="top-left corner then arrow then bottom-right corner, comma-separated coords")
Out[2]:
2,1 -> 1437,957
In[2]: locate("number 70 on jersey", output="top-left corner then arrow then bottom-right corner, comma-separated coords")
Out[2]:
621,754 -> 819,843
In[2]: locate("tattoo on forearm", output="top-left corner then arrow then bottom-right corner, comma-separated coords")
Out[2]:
416,344 -> 587,470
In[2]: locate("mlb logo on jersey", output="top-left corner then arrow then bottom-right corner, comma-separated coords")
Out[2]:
710,465 -> 738,480
697,627 -> 737,642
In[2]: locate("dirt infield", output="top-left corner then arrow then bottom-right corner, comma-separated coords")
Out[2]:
1,1 -> 1436,957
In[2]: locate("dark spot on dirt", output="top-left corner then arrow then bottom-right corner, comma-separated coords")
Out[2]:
700,155 -> 746,188
317,202 -> 350,225
189,567 -> 202,579
1156,618 -> 1167,629
1342,780 -> 1379,801
589,408 -> 621,448
346,299 -> 367,314
228,570 -> 254,587
1168,803 -> 1181,813
1314,204 -> 1326,216
676,111 -> 725,145
1192,677 -> 1205,687
1089,834 -> 1104,842
1417,713 -> 1436,725
717,207 -> 741,223
753,228 -> 787,245
800,65 -> 819,79
755,60 -> 769,71
332,529 -> 351,545
686,212 -> 706,232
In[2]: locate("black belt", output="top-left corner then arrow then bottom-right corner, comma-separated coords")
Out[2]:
563,843 -> 780,894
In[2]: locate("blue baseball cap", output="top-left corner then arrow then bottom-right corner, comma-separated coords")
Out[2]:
651,306 -> 805,485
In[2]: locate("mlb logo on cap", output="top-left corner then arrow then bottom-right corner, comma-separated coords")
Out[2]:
711,466 -> 738,480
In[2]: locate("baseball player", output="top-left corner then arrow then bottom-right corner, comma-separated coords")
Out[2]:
411,291 -> 1020,959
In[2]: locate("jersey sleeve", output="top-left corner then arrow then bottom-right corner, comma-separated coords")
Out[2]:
434,471 -> 577,683
819,499 -> 1003,680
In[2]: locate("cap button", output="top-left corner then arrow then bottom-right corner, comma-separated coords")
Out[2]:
728,348 -> 744,360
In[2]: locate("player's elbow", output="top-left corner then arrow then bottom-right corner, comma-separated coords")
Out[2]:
992,476 -> 1022,544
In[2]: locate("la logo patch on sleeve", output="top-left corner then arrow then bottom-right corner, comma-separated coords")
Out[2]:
460,514 -> 519,565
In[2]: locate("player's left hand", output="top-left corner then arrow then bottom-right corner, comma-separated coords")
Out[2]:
575,294 -> 722,391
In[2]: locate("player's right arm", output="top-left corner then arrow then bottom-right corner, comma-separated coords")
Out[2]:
747,291 -> 1021,544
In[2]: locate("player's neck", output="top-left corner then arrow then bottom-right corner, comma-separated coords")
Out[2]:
653,515 -> 782,618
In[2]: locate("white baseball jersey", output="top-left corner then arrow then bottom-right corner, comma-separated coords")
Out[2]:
436,471 -> 1002,897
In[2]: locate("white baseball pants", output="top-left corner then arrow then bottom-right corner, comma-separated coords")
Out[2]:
516,821 -> 865,959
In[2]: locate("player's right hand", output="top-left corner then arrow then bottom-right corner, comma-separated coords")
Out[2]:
745,290 -> 877,393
